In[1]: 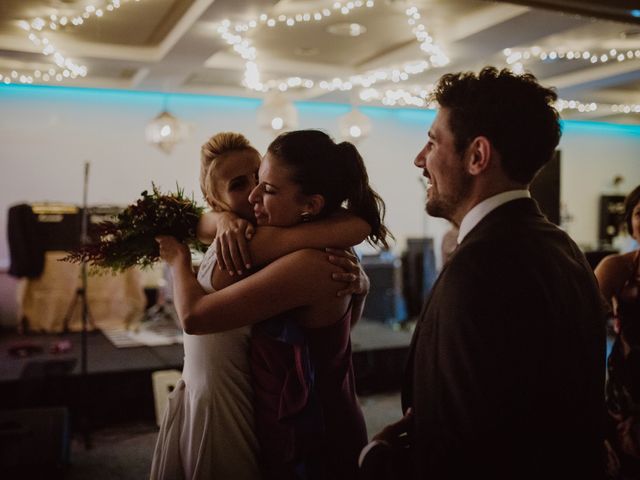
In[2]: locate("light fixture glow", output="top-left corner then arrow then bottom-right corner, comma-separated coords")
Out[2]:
145,110 -> 189,154
257,92 -> 298,133
339,108 -> 372,142
271,117 -> 284,130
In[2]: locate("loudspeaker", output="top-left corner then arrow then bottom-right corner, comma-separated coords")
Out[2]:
361,254 -> 406,324
14,204 -> 123,252
402,238 -> 437,318
0,407 -> 69,477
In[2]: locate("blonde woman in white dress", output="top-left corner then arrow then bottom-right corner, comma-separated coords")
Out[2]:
150,132 -> 370,479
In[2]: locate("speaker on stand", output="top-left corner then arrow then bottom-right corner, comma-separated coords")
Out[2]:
361,252 -> 407,325
402,238 -> 437,320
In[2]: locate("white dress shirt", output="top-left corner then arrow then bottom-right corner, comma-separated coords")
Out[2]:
457,190 -> 530,244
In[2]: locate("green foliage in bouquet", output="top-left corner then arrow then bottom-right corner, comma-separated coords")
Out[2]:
63,184 -> 205,273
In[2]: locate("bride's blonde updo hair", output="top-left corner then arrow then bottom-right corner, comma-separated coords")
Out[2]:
200,132 -> 260,211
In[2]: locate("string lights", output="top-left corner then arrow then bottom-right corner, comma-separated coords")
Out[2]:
356,83 -> 637,119
359,84 -> 435,107
555,99 -> 598,113
3,0 -> 143,85
215,1 -> 449,95
611,104 -> 640,114
216,1 -> 639,116
504,46 -> 640,67
3,0 -> 637,118
501,46 -> 640,115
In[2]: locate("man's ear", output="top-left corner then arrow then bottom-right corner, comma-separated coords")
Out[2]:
304,194 -> 325,216
465,136 -> 492,176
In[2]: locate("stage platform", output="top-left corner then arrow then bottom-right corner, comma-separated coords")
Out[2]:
0,319 -> 412,428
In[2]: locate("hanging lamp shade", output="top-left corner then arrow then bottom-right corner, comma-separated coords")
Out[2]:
145,110 -> 189,154
257,92 -> 298,133
339,108 -> 372,142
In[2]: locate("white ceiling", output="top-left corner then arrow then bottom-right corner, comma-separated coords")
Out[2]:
1,0 -> 639,123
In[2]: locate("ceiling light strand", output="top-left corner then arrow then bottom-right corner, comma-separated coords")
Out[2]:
555,99 -> 598,113
503,46 -> 640,66
405,7 -> 449,67
356,84 -> 638,118
359,85 -> 436,107
500,45 -> 640,116
215,1 -> 448,96
227,0 -> 375,34
611,103 -> 640,114
6,0 -> 143,85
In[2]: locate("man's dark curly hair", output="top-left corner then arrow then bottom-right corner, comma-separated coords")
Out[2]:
430,67 -> 561,184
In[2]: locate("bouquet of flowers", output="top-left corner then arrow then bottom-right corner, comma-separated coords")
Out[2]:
63,184 -> 205,273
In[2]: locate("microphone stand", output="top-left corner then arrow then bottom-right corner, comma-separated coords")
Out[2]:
78,161 -> 92,449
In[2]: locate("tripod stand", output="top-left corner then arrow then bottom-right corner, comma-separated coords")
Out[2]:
62,287 -> 96,333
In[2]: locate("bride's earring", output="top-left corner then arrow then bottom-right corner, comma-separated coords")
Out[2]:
300,211 -> 312,222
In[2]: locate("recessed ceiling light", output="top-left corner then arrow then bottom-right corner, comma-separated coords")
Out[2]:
326,22 -> 367,37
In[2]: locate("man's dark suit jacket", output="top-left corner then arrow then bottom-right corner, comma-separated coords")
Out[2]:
362,198 -> 606,480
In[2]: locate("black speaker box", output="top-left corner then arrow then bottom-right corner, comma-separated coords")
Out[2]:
402,238 -> 437,318
361,254 -> 406,323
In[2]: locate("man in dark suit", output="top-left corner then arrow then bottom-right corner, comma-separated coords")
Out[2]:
360,67 -> 606,479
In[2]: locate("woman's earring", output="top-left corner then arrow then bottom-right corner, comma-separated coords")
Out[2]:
301,211 -> 312,223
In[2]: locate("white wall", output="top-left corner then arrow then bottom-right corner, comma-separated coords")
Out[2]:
560,122 -> 640,248
1,84 -> 639,273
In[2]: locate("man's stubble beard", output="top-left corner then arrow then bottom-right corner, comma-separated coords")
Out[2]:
425,171 -> 473,223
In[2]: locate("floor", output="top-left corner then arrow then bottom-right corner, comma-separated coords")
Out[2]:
64,390 -> 401,480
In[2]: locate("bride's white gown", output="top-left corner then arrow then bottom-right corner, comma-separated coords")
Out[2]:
150,244 -> 261,479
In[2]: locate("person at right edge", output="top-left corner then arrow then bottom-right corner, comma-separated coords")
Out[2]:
596,185 -> 640,479
359,67 -> 607,480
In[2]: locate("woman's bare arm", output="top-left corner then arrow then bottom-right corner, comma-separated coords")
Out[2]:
155,236 -> 207,331
183,250 -> 346,334
326,248 -> 369,327
197,211 -> 245,243
212,212 -> 370,290
197,211 -> 255,269
199,210 -> 371,277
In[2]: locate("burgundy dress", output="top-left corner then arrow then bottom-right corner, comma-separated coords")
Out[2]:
250,305 -> 367,480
